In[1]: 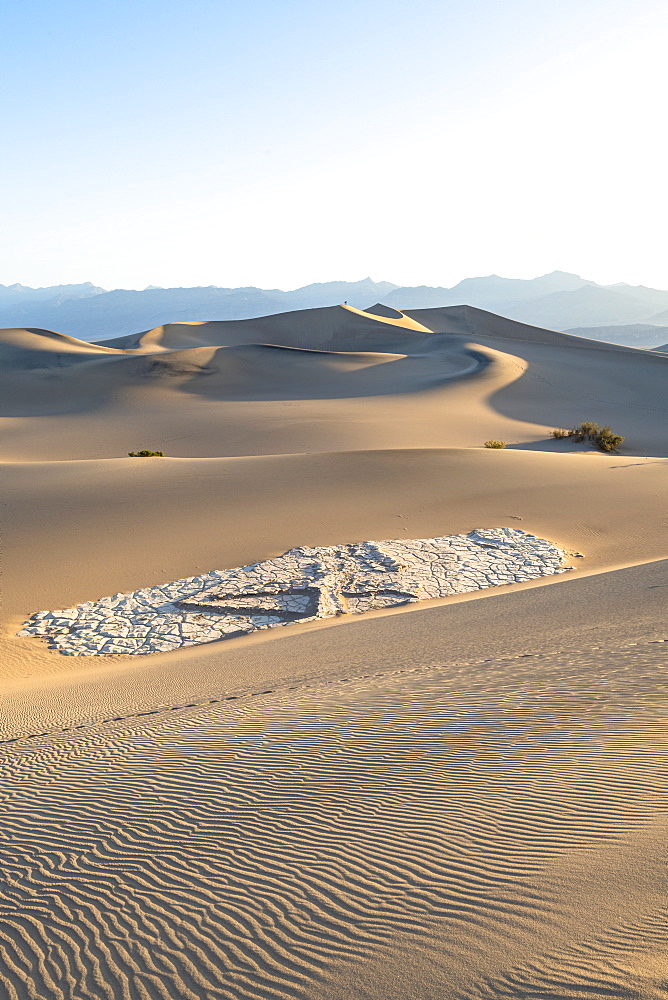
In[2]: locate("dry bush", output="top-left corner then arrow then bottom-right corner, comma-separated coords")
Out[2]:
484,440 -> 506,449
570,421 -> 600,443
128,450 -> 165,457
594,426 -> 624,452
552,422 -> 624,453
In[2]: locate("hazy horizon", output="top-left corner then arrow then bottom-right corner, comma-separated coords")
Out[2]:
3,268 -> 668,295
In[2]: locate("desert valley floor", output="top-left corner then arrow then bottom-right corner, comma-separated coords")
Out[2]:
1,302 -> 667,998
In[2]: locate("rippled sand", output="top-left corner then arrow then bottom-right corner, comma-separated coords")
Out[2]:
3,631 -> 668,999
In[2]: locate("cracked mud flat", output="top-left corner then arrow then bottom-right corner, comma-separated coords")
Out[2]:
18,529 -> 569,656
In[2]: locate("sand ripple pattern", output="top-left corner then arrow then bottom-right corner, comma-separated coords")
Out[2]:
2,641 -> 668,999
16,529 -> 568,656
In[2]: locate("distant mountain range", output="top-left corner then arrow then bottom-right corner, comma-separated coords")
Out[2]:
2,272 -> 668,346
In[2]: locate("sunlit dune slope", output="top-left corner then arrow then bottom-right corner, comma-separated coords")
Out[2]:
97,303 -> 431,353
0,326 -> 124,367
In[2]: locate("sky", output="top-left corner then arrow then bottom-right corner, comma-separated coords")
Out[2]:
1,0 -> 666,291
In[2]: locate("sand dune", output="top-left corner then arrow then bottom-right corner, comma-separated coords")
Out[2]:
1,301 -> 667,998
98,303 -> 432,353
1,303 -> 665,461
0,325 -> 123,367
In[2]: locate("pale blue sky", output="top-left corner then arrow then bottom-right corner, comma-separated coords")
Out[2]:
2,0 -> 666,289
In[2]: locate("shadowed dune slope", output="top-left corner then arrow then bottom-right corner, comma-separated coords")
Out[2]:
34,340 -> 483,401
363,302 -> 407,320
404,302 -> 665,350
406,304 -> 668,456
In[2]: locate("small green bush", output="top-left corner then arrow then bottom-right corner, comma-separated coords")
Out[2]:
128,449 -> 164,457
484,440 -> 506,449
551,422 -> 624,453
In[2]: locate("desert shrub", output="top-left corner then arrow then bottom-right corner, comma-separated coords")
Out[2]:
570,421 -> 600,443
595,426 -> 624,452
551,428 -> 569,439
128,449 -> 164,457
484,440 -> 506,449
571,422 -> 624,452
554,422 -> 624,453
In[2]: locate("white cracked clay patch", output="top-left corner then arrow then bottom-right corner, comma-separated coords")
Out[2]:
18,529 -> 569,656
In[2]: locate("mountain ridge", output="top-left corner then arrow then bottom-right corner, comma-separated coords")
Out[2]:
1,271 -> 667,345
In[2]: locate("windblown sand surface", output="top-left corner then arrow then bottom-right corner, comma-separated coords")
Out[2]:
1,303 -> 667,998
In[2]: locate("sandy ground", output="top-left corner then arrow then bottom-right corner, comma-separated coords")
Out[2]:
1,303 -> 667,998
